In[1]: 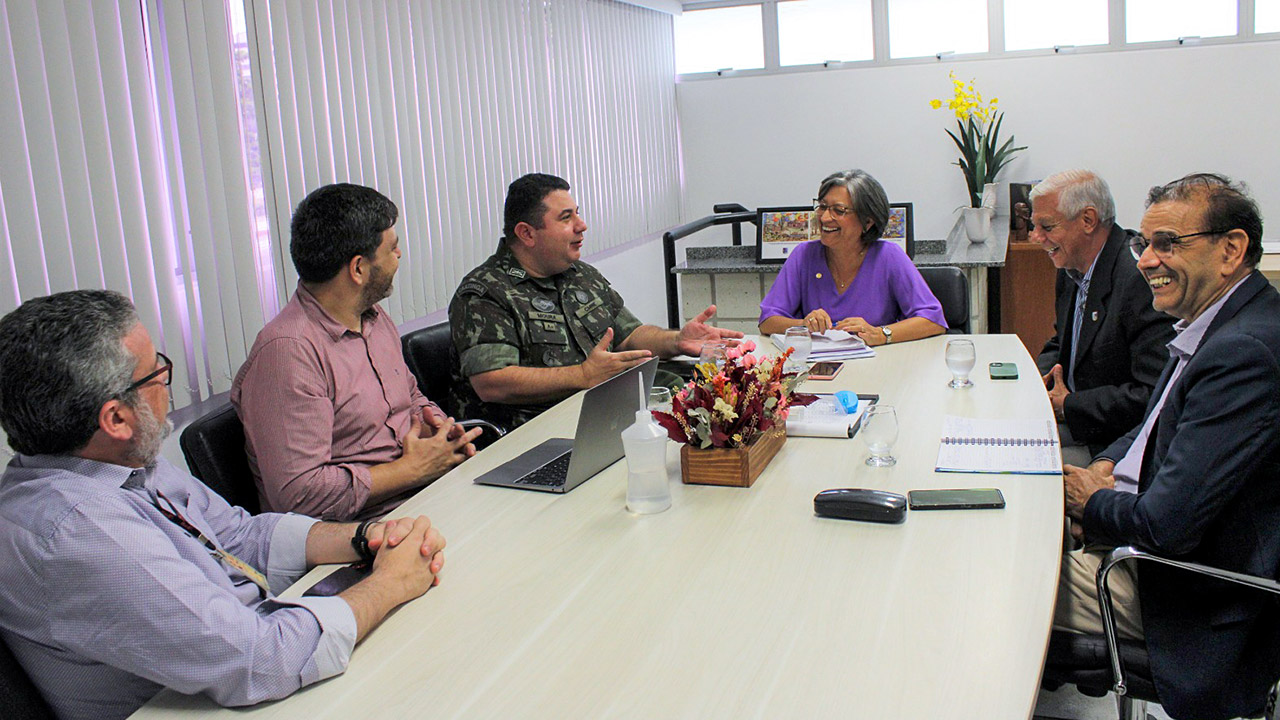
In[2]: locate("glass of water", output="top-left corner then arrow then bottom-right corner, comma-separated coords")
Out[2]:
862,404 -> 898,467
698,342 -> 728,371
945,339 -> 976,388
647,386 -> 673,414
783,326 -> 812,373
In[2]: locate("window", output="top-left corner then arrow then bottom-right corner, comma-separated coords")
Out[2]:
1004,0 -> 1108,51
1126,0 -> 1237,43
887,0 -> 988,58
1259,0 -> 1280,34
675,5 -> 765,73
778,0 -> 874,66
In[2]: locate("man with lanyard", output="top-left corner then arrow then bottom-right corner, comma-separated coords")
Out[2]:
0,290 -> 448,720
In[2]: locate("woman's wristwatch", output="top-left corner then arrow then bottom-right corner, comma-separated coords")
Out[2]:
880,326 -> 893,344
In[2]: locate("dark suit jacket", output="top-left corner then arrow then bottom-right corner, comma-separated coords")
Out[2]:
1087,271 -> 1280,720
1037,224 -> 1175,455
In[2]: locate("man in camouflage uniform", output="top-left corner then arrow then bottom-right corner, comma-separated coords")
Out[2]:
448,173 -> 740,429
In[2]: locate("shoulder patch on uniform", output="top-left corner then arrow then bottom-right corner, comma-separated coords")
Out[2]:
458,280 -> 488,297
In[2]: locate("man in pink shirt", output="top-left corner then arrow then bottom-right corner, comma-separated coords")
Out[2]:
232,184 -> 481,521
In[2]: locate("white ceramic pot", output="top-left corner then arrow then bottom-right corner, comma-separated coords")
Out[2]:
962,207 -> 993,242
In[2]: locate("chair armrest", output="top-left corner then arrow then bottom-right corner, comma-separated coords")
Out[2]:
458,419 -> 507,440
1096,546 -> 1280,697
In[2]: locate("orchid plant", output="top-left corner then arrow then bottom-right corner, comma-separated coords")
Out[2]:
653,341 -> 816,450
930,71 -> 1026,208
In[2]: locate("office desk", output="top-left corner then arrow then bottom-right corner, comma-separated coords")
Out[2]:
133,334 -> 1063,720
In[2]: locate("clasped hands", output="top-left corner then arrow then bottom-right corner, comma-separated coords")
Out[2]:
1063,460 -> 1115,541
399,410 -> 483,482
364,515 -> 446,589
1041,363 -> 1069,421
802,309 -> 888,346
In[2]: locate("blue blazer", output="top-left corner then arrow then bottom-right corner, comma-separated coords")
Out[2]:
1088,271 -> 1280,719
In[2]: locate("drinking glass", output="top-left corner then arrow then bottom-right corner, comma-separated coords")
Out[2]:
647,387 -> 673,414
698,342 -> 728,370
862,404 -> 898,467
783,326 -> 812,373
945,339 -> 976,388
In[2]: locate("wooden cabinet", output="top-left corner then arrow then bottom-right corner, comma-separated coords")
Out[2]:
1000,240 -> 1057,356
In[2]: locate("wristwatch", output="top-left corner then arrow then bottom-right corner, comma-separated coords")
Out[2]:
880,326 -> 893,344
351,519 -> 376,562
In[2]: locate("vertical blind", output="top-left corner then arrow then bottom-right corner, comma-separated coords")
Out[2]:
0,0 -> 268,413
248,0 -> 682,323
0,0 -> 681,453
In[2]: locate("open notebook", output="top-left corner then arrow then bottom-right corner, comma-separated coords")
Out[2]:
935,415 -> 1062,475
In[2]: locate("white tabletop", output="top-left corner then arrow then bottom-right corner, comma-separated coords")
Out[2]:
133,334 -> 1063,720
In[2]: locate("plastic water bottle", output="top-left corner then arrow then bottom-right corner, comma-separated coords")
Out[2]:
622,410 -> 671,514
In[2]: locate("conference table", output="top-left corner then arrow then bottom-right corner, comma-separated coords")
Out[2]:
133,333 -> 1064,719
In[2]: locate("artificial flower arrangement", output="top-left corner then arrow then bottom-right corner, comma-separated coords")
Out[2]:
653,341 -> 817,450
929,71 -> 1026,208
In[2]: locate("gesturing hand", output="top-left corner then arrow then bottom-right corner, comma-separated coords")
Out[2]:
675,305 -> 744,357
580,327 -> 653,388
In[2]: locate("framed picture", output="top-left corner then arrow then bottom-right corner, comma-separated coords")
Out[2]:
756,206 -> 815,264
883,202 -> 914,258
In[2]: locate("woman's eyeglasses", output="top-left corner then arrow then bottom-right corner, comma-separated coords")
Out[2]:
1128,230 -> 1228,260
813,200 -> 854,218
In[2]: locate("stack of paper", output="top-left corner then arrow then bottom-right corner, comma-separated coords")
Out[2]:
770,329 -> 876,361
786,394 -> 871,438
935,415 -> 1061,475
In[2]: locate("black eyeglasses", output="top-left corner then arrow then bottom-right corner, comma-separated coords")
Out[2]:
121,352 -> 173,395
1128,229 -> 1229,260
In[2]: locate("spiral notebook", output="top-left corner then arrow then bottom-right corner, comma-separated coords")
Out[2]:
935,416 -> 1062,475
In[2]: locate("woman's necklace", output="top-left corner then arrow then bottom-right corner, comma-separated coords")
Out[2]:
826,245 -> 866,293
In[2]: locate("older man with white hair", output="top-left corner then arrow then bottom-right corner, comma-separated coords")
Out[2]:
1031,169 -> 1174,464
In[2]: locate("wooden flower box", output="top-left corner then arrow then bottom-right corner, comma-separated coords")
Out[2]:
680,427 -> 787,488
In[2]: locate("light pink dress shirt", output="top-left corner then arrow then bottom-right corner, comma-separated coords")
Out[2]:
231,284 -> 440,520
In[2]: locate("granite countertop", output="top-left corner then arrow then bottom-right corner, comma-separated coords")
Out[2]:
671,215 -> 1009,274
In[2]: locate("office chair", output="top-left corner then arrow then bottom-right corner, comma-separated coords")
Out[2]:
1042,546 -> 1280,720
400,322 -> 505,449
0,634 -> 54,720
917,266 -> 970,334
180,402 -> 260,514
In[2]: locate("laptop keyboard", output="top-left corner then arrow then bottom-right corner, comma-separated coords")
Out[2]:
515,452 -> 573,487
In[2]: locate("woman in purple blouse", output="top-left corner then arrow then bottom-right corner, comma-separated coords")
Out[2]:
758,169 -> 947,346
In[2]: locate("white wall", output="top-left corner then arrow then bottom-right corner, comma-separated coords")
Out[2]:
676,41 -> 1280,241
588,40 -> 1280,329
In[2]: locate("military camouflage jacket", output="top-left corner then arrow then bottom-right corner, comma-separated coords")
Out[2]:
447,241 -> 643,429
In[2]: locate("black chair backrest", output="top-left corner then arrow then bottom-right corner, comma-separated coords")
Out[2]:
918,266 -> 970,334
179,403 -> 260,514
401,322 -> 459,416
0,634 -> 54,720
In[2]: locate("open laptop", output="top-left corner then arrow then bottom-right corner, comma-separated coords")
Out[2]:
473,357 -> 659,493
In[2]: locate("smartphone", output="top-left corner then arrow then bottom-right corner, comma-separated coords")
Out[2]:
302,562 -> 372,597
988,362 -> 1019,380
807,361 -> 844,380
908,488 -> 1006,511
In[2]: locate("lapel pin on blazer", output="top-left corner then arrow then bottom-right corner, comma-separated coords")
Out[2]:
1091,311 -> 1099,322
